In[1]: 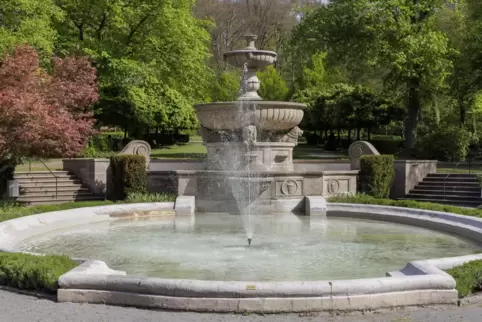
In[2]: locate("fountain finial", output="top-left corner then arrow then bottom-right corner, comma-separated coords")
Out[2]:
244,34 -> 258,50
223,33 -> 277,101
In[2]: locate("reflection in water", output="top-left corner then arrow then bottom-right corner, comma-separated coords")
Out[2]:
16,213 -> 482,281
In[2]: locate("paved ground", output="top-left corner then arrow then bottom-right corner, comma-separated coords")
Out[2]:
1,289 -> 482,322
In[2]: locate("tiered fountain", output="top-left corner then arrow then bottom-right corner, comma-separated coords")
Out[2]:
194,34 -> 306,239
197,34 -> 305,173
170,34 -> 357,215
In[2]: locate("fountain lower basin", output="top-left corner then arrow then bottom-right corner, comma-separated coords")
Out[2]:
16,213 -> 481,281
3,202 -> 482,313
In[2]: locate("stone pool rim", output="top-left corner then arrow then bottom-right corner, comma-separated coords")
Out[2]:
1,201 -> 482,313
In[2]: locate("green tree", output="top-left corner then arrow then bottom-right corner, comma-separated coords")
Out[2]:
55,0 -> 213,133
0,0 -> 62,58
291,0 -> 454,150
258,65 -> 289,101
209,70 -> 240,102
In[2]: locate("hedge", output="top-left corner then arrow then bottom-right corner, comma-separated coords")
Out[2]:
0,253 -> 77,293
110,155 -> 147,201
359,155 -> 395,198
447,260 -> 482,298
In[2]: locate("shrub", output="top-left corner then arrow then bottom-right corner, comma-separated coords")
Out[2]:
414,125 -> 470,161
110,155 -> 147,200
0,201 -> 115,223
0,253 -> 77,292
359,155 -> 395,198
125,192 -> 176,203
328,194 -> 482,217
80,133 -> 123,158
447,260 -> 482,298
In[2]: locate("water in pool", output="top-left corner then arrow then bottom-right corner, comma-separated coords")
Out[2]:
16,213 -> 481,281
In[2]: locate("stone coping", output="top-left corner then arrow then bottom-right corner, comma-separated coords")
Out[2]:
2,202 -> 482,312
154,170 -> 359,176
0,203 -> 175,251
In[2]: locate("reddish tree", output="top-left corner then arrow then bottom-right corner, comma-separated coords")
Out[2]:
0,46 -> 98,161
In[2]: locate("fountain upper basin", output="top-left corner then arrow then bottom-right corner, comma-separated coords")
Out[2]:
223,49 -> 277,69
195,101 -> 306,131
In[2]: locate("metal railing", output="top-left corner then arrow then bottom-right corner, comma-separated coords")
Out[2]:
440,157 -> 477,201
36,159 -> 59,199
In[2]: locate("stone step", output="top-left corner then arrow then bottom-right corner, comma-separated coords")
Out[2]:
418,181 -> 479,188
17,195 -> 104,205
19,190 -> 92,198
14,175 -> 79,182
19,186 -> 88,193
398,197 -> 482,207
412,184 -> 480,192
16,178 -> 83,185
428,173 -> 478,178
405,193 -> 482,202
18,182 -> 84,189
423,177 -> 478,183
410,189 -> 481,197
15,171 -> 72,178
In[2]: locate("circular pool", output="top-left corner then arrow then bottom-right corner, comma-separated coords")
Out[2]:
16,212 -> 481,281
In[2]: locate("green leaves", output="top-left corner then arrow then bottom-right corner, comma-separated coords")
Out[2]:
258,66 -> 289,101
55,0 -> 212,132
290,0 -> 453,148
0,0 -> 63,59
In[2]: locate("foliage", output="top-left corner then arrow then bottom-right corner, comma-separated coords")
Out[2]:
301,83 -> 404,134
328,194 -> 482,218
0,253 -> 77,292
56,0 -> 213,133
370,139 -> 404,155
414,124 -> 471,161
291,0 -> 455,149
359,155 -> 395,198
110,155 -> 147,200
0,0 -> 63,59
447,260 -> 482,298
209,70 -> 239,102
125,192 -> 176,203
0,46 -> 98,160
80,133 -> 122,158
258,66 -> 289,101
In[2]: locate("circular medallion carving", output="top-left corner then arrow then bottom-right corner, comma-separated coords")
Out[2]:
327,179 -> 340,194
281,180 -> 299,196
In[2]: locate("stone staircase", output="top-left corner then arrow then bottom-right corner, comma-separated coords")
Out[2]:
400,173 -> 482,207
14,171 -> 104,205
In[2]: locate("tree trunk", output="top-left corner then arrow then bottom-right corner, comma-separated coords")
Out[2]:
367,128 -> 371,141
357,128 -> 361,140
404,78 -> 421,151
459,98 -> 466,124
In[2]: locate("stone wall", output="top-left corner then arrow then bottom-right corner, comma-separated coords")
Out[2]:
63,159 -> 111,197
390,160 -> 437,199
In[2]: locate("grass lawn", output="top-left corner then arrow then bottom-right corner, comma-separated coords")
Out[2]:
15,142 -> 350,172
150,143 -> 349,160
15,159 -> 63,172
151,143 -> 207,159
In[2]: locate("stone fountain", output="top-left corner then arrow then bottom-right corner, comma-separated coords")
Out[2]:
196,34 -> 305,172
147,34 -> 358,214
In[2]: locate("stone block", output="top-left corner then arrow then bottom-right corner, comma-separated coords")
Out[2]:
175,196 -> 195,216
305,196 -> 327,216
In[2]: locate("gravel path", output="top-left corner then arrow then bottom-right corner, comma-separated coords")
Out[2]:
1,290 -> 482,322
